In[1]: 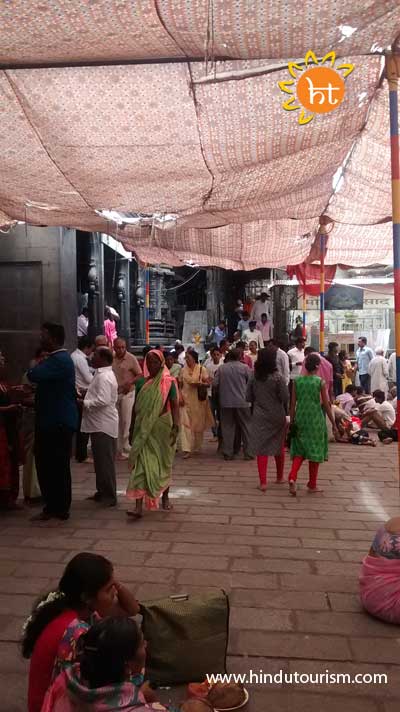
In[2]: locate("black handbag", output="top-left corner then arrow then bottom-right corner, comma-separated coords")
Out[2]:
286,421 -> 298,446
197,366 -> 208,402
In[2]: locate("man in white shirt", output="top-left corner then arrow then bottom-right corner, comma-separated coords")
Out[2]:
71,336 -> 94,463
237,312 -> 251,334
71,336 -> 93,392
242,321 -> 264,350
204,346 -> 222,438
251,293 -> 271,323
113,338 -> 142,459
77,308 -> 89,337
256,313 -> 271,345
388,351 -> 397,388
81,347 -> 119,506
368,348 -> 389,395
362,389 -> 396,429
288,337 -> 306,380
174,342 -> 186,367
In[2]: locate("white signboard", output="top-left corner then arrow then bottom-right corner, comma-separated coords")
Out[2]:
182,310 -> 208,357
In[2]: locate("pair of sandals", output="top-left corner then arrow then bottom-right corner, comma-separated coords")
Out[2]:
127,496 -> 173,520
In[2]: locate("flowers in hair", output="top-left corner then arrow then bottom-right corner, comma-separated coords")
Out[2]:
22,590 -> 65,633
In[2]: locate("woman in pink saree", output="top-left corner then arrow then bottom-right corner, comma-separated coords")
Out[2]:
360,517 -> 400,624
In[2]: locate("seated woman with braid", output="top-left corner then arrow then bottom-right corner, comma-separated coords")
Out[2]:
23,553 -> 139,712
360,517 -> 400,624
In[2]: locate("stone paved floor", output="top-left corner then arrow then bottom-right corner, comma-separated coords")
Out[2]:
1,438 -> 400,711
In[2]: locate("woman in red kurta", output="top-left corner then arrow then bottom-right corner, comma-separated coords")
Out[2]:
23,553 -> 139,712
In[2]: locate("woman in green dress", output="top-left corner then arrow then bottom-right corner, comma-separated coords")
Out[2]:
126,350 -> 180,519
288,352 -> 337,496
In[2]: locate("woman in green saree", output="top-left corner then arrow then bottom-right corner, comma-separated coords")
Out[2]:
126,349 -> 179,519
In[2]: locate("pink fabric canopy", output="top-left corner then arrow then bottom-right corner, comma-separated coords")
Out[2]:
0,1 -> 399,268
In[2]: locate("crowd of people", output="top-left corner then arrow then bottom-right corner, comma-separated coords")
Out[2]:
1,303 -> 397,518
0,302 -> 398,710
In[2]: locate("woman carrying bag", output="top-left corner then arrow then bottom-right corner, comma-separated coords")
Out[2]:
178,351 -> 214,459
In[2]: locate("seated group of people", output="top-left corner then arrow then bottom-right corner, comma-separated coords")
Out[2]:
24,553 -> 210,712
332,384 -> 397,446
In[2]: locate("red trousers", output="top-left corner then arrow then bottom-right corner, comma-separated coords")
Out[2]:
288,456 -> 319,489
257,449 -> 285,486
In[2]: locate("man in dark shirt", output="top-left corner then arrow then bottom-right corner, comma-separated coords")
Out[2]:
28,322 -> 78,521
326,342 -> 343,398
214,349 -> 253,460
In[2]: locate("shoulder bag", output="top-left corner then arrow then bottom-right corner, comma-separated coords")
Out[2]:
197,366 -> 208,402
140,590 -> 230,685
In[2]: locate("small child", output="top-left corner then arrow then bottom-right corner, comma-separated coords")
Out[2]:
248,340 -> 258,365
335,415 -> 376,446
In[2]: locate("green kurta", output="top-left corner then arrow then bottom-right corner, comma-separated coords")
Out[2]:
290,375 -> 328,463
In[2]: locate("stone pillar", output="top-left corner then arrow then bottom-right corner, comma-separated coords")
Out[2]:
272,284 -> 298,349
134,264 -> 146,344
60,228 -> 77,352
206,268 -> 225,331
87,233 -> 104,342
116,258 -> 130,343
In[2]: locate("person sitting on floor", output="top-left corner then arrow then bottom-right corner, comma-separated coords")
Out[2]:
333,411 -> 376,446
335,384 -> 358,414
377,395 -> 398,443
41,617 -> 164,712
354,387 -> 374,416
360,517 -> 400,624
23,553 -> 139,712
361,389 -> 396,430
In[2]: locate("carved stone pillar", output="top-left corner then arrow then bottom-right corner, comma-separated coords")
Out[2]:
116,258 -> 131,343
206,268 -> 225,331
134,265 -> 146,344
87,233 -> 104,342
272,284 -> 297,349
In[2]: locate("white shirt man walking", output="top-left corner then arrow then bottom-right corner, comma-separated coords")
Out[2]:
368,348 -> 389,395
81,347 -> 119,506
251,293 -> 271,323
288,337 -> 306,379
71,335 -> 94,463
112,338 -> 142,459
242,321 -> 264,350
388,351 -> 397,388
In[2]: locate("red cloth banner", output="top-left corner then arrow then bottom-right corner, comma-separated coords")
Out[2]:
287,263 -> 336,296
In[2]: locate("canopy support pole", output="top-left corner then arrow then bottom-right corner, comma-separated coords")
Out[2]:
319,231 -> 325,355
386,48 -> 400,487
145,266 -> 150,344
302,276 -> 307,339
